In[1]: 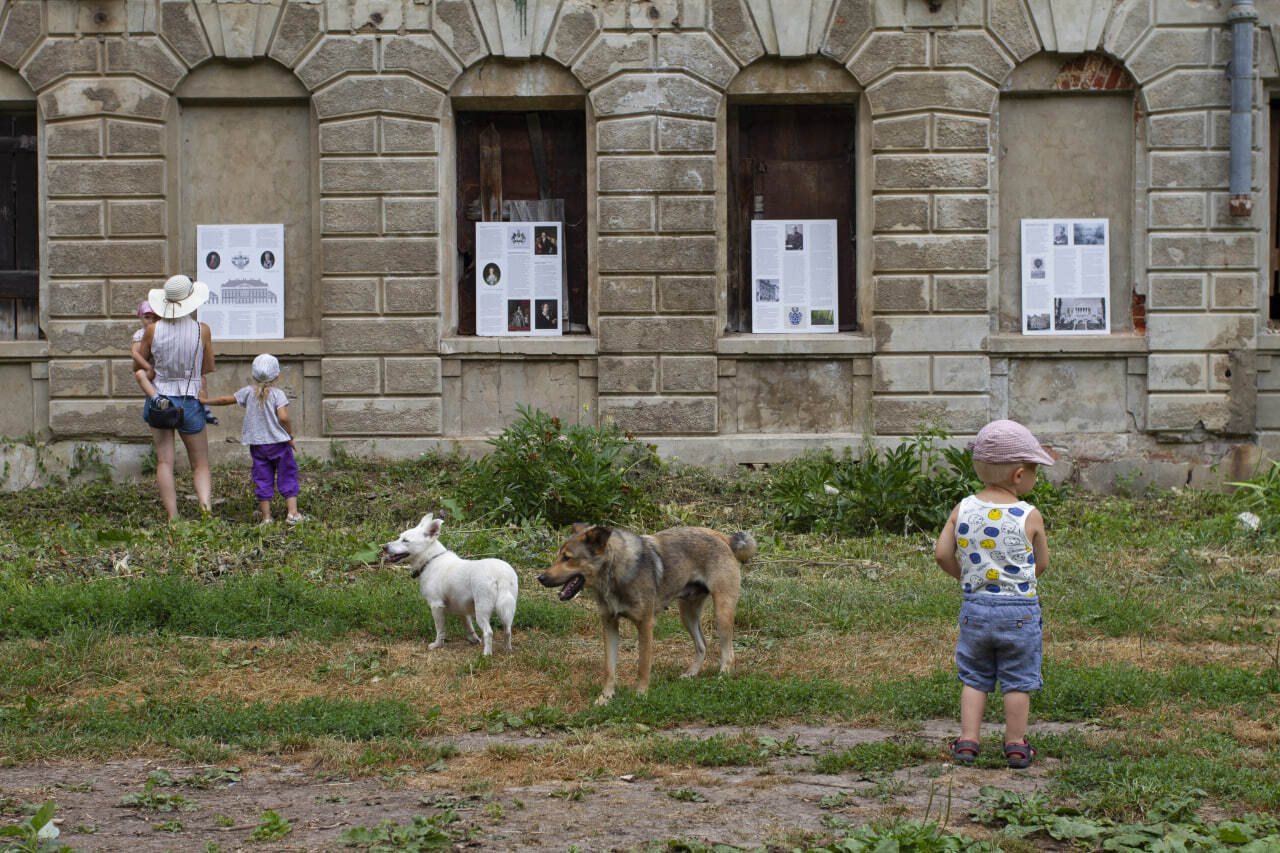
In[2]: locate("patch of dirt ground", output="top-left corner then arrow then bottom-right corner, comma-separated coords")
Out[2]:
0,720 -> 1091,852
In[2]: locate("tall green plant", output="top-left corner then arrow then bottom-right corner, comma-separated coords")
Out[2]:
767,427 -> 979,535
467,406 -> 660,526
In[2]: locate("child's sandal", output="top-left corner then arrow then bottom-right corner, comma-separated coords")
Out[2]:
951,739 -> 980,765
1004,740 -> 1035,769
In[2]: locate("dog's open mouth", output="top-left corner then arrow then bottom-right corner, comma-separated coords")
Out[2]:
383,550 -> 409,564
558,574 -> 585,601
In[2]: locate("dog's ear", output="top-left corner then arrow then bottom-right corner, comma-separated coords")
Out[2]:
419,512 -> 434,528
425,517 -> 444,538
571,522 -> 591,535
583,526 -> 612,552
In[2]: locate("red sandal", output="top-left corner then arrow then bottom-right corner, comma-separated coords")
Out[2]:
1004,740 -> 1036,769
951,738 -> 980,765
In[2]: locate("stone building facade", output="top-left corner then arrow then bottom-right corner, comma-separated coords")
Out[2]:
2,0 -> 1280,489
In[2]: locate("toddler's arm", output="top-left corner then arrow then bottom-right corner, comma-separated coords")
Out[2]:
200,387 -> 238,406
276,403 -> 294,447
130,340 -> 152,376
934,504 -> 962,579
1026,508 -> 1049,575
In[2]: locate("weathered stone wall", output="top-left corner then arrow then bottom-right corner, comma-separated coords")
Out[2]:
0,0 -> 1278,488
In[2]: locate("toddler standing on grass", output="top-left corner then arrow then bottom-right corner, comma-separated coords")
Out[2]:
934,419 -> 1053,769
201,353 -> 303,525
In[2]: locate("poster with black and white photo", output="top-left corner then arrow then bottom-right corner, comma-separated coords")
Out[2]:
750,219 -> 838,333
1021,218 -> 1109,335
196,224 -> 284,341
475,221 -> 563,336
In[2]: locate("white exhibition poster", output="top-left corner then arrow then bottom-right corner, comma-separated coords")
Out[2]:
475,221 -> 563,336
196,223 -> 284,340
1020,218 -> 1110,335
750,219 -> 838,333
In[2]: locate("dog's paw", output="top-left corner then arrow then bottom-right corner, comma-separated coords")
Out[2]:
465,635 -> 481,645
428,639 -> 445,649
593,691 -> 614,706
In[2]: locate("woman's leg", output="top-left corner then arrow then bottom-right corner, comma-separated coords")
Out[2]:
152,427 -> 178,519
179,428 -> 212,513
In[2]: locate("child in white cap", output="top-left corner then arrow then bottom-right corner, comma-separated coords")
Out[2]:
934,419 -> 1054,769
202,353 -> 303,525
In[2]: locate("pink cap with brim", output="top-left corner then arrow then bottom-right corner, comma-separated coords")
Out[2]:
967,419 -> 1055,466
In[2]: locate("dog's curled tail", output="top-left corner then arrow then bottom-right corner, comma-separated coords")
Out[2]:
729,531 -> 758,564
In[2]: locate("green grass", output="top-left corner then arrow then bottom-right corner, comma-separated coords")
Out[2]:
0,695 -> 431,761
813,737 -> 935,774
1,453 -> 1278,831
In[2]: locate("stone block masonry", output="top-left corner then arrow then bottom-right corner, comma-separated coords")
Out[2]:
0,0 -> 1269,487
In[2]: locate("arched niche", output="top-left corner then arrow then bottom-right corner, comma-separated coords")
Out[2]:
172,60 -> 316,338
451,57 -> 586,110
728,56 -> 860,104
725,57 -> 863,333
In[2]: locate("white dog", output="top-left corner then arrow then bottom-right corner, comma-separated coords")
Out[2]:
382,513 -> 518,655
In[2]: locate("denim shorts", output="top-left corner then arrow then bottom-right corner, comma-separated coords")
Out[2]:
955,594 -> 1043,694
142,394 -> 206,435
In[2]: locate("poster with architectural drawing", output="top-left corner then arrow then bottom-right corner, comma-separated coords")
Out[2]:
196,223 -> 284,340
1021,218 -> 1110,335
475,221 -> 563,336
751,220 -> 838,333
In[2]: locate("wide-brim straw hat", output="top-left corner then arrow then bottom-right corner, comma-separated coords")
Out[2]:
147,274 -> 209,319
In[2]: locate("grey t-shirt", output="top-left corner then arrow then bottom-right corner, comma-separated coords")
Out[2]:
233,385 -> 291,445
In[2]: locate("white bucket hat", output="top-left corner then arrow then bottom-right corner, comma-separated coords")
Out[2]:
251,353 -> 280,383
147,274 -> 209,319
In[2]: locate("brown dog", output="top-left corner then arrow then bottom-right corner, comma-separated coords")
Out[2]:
538,524 -> 757,704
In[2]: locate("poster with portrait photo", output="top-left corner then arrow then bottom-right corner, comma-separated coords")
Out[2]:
475,221 -> 563,336
750,219 -> 837,333
534,299 -> 558,330
1020,218 -> 1109,335
197,223 -> 284,341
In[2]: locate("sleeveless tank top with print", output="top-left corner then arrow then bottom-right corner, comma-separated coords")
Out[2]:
151,316 -> 204,397
954,495 -> 1038,598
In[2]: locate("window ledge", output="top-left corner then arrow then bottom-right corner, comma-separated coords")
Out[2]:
987,333 -> 1148,355
717,333 -> 874,356
1258,330 -> 1280,352
440,335 -> 597,356
0,340 -> 48,360
215,337 -> 324,357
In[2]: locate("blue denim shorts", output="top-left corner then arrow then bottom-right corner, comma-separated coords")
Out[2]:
142,395 -> 206,435
955,594 -> 1043,694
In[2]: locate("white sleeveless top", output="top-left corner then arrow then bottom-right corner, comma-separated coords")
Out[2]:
954,495 -> 1039,598
151,316 -> 204,397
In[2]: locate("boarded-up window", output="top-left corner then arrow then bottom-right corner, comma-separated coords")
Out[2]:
0,110 -> 38,340
998,92 -> 1134,332
727,105 -> 857,332
454,110 -> 588,335
175,62 -> 313,338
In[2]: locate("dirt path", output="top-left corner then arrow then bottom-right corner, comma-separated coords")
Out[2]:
0,721 -> 1086,852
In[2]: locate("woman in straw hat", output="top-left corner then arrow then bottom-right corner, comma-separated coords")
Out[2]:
138,274 -> 216,519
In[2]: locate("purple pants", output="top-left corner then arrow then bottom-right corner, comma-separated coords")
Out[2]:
250,442 -> 299,501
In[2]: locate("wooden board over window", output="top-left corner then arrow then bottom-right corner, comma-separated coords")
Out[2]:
455,110 -> 588,335
728,105 -> 857,333
0,111 -> 38,341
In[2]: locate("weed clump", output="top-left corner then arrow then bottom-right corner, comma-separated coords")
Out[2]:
466,405 -> 660,526
766,427 -> 1069,536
